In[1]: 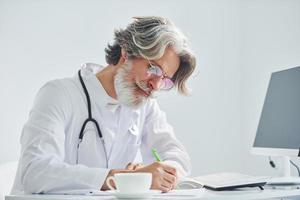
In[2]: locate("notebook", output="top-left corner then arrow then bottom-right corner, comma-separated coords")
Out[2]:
177,172 -> 268,191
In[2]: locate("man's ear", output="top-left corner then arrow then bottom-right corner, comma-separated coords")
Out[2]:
115,49 -> 127,66
121,48 -> 128,60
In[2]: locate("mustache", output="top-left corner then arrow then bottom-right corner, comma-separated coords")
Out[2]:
136,81 -> 155,98
136,81 -> 150,92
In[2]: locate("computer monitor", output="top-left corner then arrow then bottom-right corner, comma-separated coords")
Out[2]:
252,66 -> 300,184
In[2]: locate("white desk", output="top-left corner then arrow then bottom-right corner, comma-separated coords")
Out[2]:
5,188 -> 300,200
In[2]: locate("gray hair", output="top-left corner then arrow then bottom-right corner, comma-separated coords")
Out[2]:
105,16 -> 196,95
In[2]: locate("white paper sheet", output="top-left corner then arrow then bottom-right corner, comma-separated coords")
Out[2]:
44,189 -> 110,196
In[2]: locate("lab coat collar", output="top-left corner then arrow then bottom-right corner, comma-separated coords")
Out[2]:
80,63 -> 119,113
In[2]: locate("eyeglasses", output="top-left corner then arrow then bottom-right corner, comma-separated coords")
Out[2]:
147,60 -> 174,90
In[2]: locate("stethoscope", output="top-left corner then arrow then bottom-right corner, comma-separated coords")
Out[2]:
76,70 -> 108,167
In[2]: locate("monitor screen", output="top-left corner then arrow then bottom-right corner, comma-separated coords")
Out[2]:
253,66 -> 300,150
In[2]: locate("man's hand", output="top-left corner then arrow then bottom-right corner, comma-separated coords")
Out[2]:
133,162 -> 177,193
125,162 -> 144,170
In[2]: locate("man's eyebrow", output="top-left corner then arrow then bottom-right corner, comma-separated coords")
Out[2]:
150,60 -> 162,68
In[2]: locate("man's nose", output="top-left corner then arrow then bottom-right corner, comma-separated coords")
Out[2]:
148,77 -> 161,91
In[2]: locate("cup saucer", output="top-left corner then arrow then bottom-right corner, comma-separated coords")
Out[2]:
107,190 -> 161,199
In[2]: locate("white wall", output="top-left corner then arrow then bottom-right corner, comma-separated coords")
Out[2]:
239,0 -> 300,176
0,0 -> 300,187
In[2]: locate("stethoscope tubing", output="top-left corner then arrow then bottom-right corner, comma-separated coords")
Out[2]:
76,70 -> 108,167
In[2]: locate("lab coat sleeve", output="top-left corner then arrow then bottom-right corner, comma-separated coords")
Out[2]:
140,99 -> 192,178
19,80 -> 109,194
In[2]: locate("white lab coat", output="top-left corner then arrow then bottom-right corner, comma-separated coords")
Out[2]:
11,63 -> 191,194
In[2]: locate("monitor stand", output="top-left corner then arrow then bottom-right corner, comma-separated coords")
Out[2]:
268,156 -> 300,185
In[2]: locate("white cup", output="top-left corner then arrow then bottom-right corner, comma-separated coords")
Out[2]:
106,173 -> 152,193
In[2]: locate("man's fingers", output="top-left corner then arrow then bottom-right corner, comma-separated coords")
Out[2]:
162,172 -> 177,185
125,162 -> 134,170
159,178 -> 173,192
133,163 -> 143,170
126,163 -> 144,170
160,185 -> 171,193
161,164 -> 177,176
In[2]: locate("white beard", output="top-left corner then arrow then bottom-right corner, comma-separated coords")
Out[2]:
114,61 -> 154,109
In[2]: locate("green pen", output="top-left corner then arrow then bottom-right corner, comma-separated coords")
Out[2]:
152,148 -> 162,162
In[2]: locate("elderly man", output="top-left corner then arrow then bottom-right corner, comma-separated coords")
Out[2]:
12,16 -> 196,194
